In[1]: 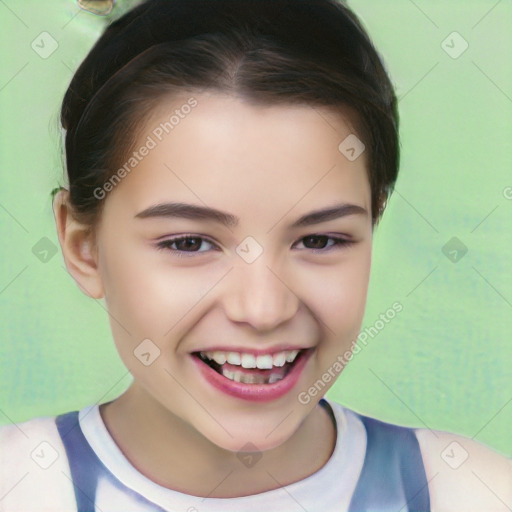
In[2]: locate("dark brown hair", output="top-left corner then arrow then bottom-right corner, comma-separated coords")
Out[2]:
58,0 -> 399,227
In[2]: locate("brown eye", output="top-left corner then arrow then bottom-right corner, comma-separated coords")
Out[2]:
156,235 -> 218,256
295,235 -> 353,252
172,237 -> 202,251
302,235 -> 330,249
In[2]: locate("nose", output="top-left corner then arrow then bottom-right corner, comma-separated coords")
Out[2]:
222,256 -> 300,332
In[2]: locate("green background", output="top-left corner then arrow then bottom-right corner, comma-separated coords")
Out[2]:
0,0 -> 510,457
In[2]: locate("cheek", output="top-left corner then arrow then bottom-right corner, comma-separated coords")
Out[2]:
302,245 -> 372,337
99,242 -> 211,349
100,232 -> 371,360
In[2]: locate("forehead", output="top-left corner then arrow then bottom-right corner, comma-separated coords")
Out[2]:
103,91 -> 370,224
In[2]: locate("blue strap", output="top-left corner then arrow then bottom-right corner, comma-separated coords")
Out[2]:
55,410 -> 168,512
56,411 -> 100,511
56,407 -> 430,511
348,414 -> 431,512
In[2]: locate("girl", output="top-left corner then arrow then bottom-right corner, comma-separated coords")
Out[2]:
1,0 -> 510,510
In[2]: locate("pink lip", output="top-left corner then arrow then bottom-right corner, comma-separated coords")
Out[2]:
191,348 -> 313,402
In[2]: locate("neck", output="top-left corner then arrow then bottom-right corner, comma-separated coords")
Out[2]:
99,382 -> 337,498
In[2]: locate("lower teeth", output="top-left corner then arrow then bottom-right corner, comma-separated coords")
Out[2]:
221,368 -> 283,384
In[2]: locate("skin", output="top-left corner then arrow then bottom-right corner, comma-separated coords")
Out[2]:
53,91 -> 512,505
54,91 -> 372,497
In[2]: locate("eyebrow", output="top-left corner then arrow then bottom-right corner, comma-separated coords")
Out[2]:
134,202 -> 368,228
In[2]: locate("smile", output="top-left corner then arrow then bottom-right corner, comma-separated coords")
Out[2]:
191,348 -> 313,401
197,349 -> 301,384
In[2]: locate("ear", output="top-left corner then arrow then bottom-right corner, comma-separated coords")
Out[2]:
53,190 -> 104,299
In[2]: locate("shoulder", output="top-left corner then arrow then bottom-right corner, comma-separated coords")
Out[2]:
0,413 -> 77,512
416,428 -> 512,512
330,402 -> 511,512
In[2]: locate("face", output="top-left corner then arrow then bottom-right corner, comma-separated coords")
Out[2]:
92,91 -> 373,452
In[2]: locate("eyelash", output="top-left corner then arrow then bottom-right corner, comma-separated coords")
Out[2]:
156,233 -> 354,257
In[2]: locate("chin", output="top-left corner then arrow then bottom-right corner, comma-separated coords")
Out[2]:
204,427 -> 293,455
185,408 -> 301,454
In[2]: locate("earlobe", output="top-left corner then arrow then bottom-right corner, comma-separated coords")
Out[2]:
52,190 -> 104,299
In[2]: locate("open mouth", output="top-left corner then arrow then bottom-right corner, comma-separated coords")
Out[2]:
192,349 -> 308,385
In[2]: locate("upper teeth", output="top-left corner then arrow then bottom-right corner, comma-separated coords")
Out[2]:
200,350 -> 300,369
